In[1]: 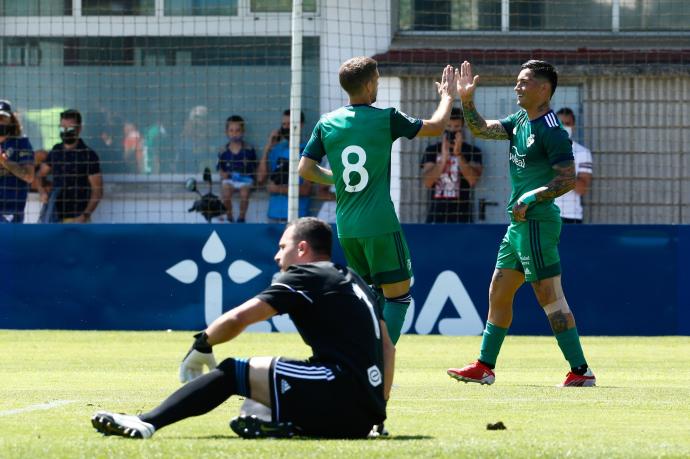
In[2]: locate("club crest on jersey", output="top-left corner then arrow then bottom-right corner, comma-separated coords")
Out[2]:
526,134 -> 535,147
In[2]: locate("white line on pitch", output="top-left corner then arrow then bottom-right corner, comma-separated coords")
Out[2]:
0,400 -> 75,417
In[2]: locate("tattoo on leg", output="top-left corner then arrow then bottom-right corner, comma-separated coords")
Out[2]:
548,311 -> 569,334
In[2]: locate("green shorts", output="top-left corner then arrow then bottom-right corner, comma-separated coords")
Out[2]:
339,231 -> 413,286
495,219 -> 562,282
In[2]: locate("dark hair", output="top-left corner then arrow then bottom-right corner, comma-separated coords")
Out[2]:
556,107 -> 575,122
225,115 -> 245,130
60,108 -> 82,126
0,113 -> 22,138
282,109 -> 305,123
338,56 -> 378,96
450,107 -> 464,121
286,217 -> 332,257
521,60 -> 558,98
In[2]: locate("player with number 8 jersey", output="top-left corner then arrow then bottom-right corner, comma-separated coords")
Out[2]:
306,106 -> 421,238
300,57 -> 459,346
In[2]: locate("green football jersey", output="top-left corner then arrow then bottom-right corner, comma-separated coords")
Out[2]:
302,104 -> 422,238
499,109 -> 574,222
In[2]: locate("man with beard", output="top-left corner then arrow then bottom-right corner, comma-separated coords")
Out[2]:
37,109 -> 103,223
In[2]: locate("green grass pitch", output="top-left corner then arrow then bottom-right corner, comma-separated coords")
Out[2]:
1,331 -> 689,458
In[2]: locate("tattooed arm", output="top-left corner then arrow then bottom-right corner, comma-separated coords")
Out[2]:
457,61 -> 509,140
512,159 -> 576,221
461,99 -> 509,140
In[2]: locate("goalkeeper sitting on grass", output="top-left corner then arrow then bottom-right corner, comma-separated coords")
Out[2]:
91,217 -> 395,439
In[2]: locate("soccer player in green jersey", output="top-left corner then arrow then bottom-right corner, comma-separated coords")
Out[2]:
447,60 -> 596,387
299,56 -> 458,346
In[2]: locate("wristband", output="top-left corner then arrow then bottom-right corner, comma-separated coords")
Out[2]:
519,193 -> 537,206
192,331 -> 213,353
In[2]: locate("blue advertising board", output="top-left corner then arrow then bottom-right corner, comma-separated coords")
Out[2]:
0,224 -> 688,335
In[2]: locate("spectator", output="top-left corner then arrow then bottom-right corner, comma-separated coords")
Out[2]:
83,107 -> 120,173
257,110 -> 311,223
216,115 -> 257,223
555,108 -> 593,224
178,105 -> 214,174
420,107 -> 482,223
123,122 -> 144,174
0,100 -> 35,223
37,109 -> 103,223
143,121 -> 168,175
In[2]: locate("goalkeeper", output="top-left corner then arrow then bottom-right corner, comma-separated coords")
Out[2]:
91,217 -> 395,439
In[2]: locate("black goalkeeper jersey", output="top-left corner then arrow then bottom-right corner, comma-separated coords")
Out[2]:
255,261 -> 386,418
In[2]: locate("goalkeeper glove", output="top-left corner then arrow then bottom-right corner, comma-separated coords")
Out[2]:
179,331 -> 218,383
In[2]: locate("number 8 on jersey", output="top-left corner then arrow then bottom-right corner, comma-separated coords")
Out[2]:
342,145 -> 369,193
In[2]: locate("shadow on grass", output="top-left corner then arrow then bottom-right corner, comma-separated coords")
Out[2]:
173,434 -> 434,441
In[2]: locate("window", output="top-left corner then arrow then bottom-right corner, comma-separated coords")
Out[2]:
399,0 -> 501,31
1,39 -> 42,66
165,0 -> 238,16
509,0 -> 612,31
399,0 -> 690,32
250,0 -> 317,13
64,38 -> 136,65
620,0 -> 688,31
0,0 -> 70,15
82,0 -> 154,16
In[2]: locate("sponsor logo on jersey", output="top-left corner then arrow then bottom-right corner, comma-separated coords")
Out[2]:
367,365 -> 382,387
510,146 -> 526,168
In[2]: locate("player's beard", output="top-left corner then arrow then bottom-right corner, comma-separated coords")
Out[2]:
370,89 -> 377,104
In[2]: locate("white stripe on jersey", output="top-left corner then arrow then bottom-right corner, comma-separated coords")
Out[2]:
545,112 -> 558,128
276,361 -> 333,373
276,368 -> 335,381
275,361 -> 335,381
271,282 -> 314,304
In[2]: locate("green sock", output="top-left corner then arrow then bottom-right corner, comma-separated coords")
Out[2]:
383,300 -> 409,345
478,321 -> 509,368
555,327 -> 587,369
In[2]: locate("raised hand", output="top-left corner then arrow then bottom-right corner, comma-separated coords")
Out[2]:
458,61 -> 479,101
435,65 -> 456,99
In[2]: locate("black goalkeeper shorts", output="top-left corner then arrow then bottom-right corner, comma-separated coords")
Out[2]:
268,357 -> 384,438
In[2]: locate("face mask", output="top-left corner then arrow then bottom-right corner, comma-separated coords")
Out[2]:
0,124 -> 10,137
60,126 -> 79,144
563,126 -> 573,139
229,135 -> 243,143
279,126 -> 290,140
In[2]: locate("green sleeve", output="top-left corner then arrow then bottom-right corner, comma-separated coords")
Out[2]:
499,112 -> 518,140
390,108 -> 423,141
301,121 -> 325,161
544,127 -> 574,165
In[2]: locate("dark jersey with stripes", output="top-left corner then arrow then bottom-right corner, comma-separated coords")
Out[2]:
255,261 -> 386,418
